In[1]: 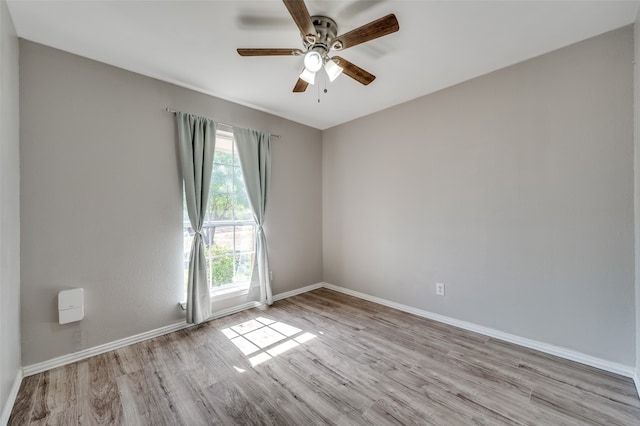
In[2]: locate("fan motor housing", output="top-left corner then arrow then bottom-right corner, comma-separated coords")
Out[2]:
304,16 -> 338,52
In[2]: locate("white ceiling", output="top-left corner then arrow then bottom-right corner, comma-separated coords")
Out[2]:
7,1 -> 640,130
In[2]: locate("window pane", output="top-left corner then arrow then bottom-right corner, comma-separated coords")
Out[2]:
209,163 -> 233,221
211,163 -> 232,192
235,225 -> 256,252
208,225 -> 234,255
235,253 -> 254,284
211,255 -> 234,287
214,137 -> 234,165
208,192 -> 233,221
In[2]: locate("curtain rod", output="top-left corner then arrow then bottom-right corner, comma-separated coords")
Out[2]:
165,108 -> 281,139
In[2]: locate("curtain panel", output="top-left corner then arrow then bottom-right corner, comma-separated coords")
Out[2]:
176,112 -> 216,324
233,127 -> 273,305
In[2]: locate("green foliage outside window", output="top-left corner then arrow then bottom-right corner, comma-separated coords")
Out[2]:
208,150 -> 252,222
207,244 -> 234,287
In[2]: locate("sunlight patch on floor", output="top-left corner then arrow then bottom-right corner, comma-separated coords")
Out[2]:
222,316 -> 317,368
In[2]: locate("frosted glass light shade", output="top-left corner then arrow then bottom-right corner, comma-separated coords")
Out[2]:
324,59 -> 343,82
299,67 -> 316,84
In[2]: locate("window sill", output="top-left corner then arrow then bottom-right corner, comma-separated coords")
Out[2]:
178,283 -> 251,310
211,284 -> 250,302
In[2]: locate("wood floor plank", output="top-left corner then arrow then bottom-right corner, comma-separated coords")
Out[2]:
361,397 -> 437,426
199,378 -> 274,425
7,374 -> 41,426
116,368 -> 185,425
9,288 -> 640,425
29,408 -> 78,426
529,372 -> 640,425
28,370 -> 49,423
256,360 -> 347,424
517,353 -> 640,408
283,350 -> 375,421
116,372 -> 142,426
47,364 -> 78,413
239,365 -> 332,425
28,366 -> 80,425
445,349 -> 532,399
77,354 -> 124,425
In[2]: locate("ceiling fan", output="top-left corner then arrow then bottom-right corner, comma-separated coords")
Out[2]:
237,0 -> 399,92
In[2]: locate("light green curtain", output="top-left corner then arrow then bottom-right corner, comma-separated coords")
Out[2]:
233,127 -> 272,305
176,112 -> 216,323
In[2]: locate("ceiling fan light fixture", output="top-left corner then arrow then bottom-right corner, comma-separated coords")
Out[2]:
238,2 -> 399,93
299,67 -> 316,85
324,59 -> 343,82
303,50 -> 323,73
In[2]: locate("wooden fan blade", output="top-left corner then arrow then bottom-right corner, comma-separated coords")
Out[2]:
293,78 -> 309,92
237,48 -> 303,56
332,56 -> 376,85
331,14 -> 399,50
282,0 -> 317,43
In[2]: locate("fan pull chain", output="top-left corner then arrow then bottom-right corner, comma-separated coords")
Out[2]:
318,71 -> 328,103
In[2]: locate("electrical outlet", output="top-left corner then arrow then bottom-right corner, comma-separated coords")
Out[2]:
436,282 -> 445,296
269,270 -> 273,281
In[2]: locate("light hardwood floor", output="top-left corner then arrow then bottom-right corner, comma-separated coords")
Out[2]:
9,288 -> 640,425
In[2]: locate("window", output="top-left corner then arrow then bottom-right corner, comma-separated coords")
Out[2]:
184,129 -> 256,297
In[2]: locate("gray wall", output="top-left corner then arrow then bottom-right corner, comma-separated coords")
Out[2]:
19,41 -> 323,366
0,0 -> 21,418
323,26 -> 635,366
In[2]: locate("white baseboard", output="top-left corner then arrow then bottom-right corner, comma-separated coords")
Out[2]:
322,282 -> 636,378
634,370 -> 640,399
21,283 -> 324,377
23,321 -> 190,377
272,282 -> 323,302
23,299 -> 264,377
21,280 -> 633,384
1,369 -> 23,425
